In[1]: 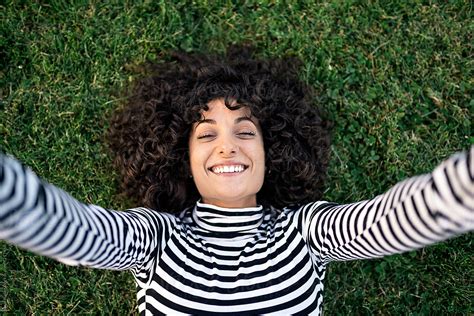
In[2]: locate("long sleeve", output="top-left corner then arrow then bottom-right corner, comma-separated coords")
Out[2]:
0,154 -> 172,272
297,147 -> 473,264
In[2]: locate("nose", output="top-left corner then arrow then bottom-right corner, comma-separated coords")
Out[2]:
218,135 -> 238,156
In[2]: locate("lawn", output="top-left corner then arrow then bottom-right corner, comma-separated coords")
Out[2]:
1,0 -> 472,314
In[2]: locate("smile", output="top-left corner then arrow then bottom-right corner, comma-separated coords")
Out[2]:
209,164 -> 248,174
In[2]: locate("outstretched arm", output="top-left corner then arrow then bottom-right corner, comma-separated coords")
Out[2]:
0,153 -> 171,272
298,147 -> 473,264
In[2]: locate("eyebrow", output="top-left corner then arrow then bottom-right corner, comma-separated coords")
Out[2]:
195,116 -> 256,128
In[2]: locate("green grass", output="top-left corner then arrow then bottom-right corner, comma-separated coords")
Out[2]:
1,0 -> 473,314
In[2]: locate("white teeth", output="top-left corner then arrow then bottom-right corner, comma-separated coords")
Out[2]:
211,165 -> 245,174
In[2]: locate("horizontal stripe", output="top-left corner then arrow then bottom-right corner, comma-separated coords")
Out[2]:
0,148 -> 472,314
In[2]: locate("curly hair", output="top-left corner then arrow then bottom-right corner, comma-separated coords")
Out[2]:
107,45 -> 332,213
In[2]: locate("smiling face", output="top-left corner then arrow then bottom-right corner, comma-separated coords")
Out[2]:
188,98 -> 266,208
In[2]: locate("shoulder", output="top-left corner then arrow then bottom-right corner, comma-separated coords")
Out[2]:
274,201 -> 340,230
280,201 -> 337,215
122,207 -> 180,229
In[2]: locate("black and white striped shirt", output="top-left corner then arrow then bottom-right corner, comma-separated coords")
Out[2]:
0,149 -> 472,315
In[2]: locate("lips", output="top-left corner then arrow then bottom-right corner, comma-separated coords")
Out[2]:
208,164 -> 249,174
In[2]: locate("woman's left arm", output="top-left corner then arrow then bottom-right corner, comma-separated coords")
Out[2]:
299,147 -> 473,264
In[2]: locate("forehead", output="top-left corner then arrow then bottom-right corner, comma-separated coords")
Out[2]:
200,98 -> 251,118
192,98 -> 261,133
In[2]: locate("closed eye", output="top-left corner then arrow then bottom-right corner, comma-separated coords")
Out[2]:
197,134 -> 216,139
237,131 -> 256,138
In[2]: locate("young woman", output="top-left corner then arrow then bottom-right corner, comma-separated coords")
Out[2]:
1,46 -> 472,315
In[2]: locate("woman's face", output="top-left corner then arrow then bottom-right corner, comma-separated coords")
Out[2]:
188,98 -> 265,208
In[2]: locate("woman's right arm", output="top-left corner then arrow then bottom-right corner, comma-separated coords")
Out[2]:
0,153 -> 171,272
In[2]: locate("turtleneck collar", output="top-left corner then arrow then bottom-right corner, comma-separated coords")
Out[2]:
192,201 -> 264,233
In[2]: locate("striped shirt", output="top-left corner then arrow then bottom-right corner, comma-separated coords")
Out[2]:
0,148 -> 472,315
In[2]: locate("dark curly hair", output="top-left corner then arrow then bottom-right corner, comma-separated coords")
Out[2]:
107,45 -> 332,213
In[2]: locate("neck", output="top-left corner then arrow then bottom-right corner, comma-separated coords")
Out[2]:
201,196 -> 257,209
193,200 -> 264,234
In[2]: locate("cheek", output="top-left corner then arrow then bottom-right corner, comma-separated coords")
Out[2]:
253,143 -> 266,172
188,141 -> 199,171
189,153 -> 200,173
258,139 -> 266,163
189,145 -> 208,174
